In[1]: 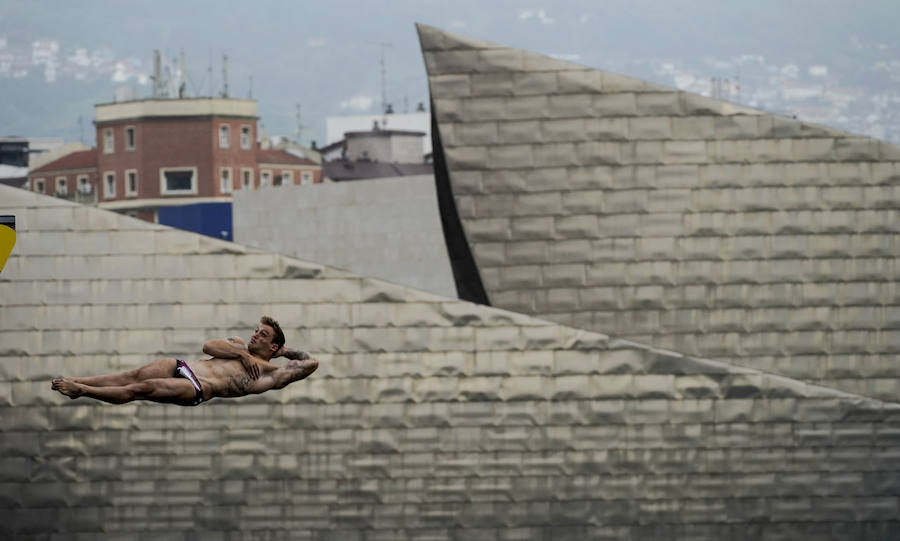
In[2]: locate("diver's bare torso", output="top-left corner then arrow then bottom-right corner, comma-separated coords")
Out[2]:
186,357 -> 278,400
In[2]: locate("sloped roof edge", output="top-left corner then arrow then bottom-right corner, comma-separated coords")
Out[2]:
29,148 -> 98,175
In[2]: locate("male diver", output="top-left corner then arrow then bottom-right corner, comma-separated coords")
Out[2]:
51,316 -> 317,406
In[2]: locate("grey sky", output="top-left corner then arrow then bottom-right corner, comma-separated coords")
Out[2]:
1,1 -> 897,145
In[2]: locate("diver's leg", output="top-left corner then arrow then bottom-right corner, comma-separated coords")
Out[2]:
69,358 -> 178,387
52,377 -> 196,406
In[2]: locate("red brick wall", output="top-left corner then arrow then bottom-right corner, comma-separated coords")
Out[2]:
216,120 -> 257,194
29,170 -> 99,196
95,123 -> 141,200
95,116 -> 257,201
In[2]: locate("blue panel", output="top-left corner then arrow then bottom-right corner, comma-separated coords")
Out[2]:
157,202 -> 232,241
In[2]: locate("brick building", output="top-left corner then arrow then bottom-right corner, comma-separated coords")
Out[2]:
27,148 -> 98,204
27,97 -> 321,227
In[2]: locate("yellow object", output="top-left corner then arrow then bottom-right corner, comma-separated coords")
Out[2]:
0,224 -> 15,271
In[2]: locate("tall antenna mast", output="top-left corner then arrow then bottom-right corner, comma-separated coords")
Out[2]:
222,54 -> 229,98
208,49 -> 213,97
378,42 -> 392,114
152,49 -> 162,98
295,104 -> 304,143
178,51 -> 187,98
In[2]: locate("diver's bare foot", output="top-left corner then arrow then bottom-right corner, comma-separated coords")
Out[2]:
51,378 -> 84,399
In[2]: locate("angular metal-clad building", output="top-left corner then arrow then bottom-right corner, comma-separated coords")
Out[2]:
419,24 -> 900,402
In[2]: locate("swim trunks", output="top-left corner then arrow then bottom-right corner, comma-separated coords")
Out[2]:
174,359 -> 204,406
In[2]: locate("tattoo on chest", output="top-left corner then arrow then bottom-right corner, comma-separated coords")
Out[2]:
227,375 -> 251,394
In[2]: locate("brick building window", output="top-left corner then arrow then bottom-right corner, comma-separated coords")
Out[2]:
34,178 -> 45,193
103,129 -> 114,154
219,124 -> 230,149
77,175 -> 91,194
240,125 -> 251,149
241,168 -> 253,189
301,171 -> 312,185
126,169 -> 138,197
282,171 -> 293,185
260,170 -> 271,187
104,172 -> 116,199
125,126 -> 136,151
220,167 -> 232,194
160,167 -> 197,195
56,177 -> 67,195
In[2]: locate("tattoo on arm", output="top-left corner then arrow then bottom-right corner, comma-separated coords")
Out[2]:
275,358 -> 318,388
283,348 -> 310,361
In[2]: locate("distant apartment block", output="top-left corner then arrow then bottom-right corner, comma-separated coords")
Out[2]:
27,97 -> 322,238
321,126 -> 433,182
25,148 -> 97,200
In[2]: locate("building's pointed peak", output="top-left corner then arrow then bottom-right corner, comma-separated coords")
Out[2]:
416,23 -> 505,52
417,24 -> 676,94
416,25 -> 900,145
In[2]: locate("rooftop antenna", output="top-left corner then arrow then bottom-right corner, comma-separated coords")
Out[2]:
248,75 -> 253,99
208,48 -> 213,97
178,51 -> 187,98
221,54 -> 229,98
295,104 -> 304,144
378,42 -> 392,114
162,63 -> 173,98
152,49 -> 162,98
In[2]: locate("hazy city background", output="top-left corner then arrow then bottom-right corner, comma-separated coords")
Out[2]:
1,0 -> 898,146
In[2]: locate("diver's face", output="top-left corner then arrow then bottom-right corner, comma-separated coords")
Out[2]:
249,324 -> 276,355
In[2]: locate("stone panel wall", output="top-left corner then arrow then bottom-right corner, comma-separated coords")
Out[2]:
233,175 -> 457,298
419,24 -> 900,401
1,184 -> 899,539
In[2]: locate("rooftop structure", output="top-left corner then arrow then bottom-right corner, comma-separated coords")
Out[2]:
326,111 -> 432,155
94,97 -> 258,122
